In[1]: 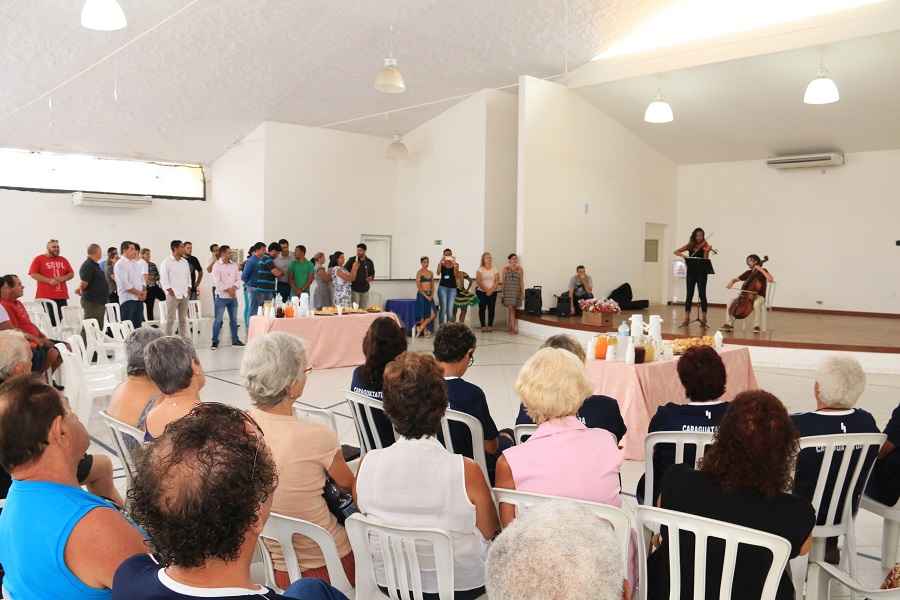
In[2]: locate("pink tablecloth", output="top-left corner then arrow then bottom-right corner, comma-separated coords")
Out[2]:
247,313 -> 400,370
585,346 -> 758,461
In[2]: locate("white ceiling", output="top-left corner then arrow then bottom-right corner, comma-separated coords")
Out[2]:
0,0 -> 664,164
577,29 -> 900,164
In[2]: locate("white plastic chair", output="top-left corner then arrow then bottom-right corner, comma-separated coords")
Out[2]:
492,488 -> 632,575
187,299 -> 211,348
793,433 -> 885,587
61,304 -> 84,337
292,403 -> 339,432
65,335 -> 122,379
98,410 -> 144,487
35,299 -> 63,337
26,307 -> 56,338
346,391 -> 489,483
635,505 -> 792,600
860,493 -> 900,569
105,302 -> 121,325
513,424 -> 537,444
83,318 -> 126,365
258,513 -> 354,598
54,344 -> 120,425
346,512 -> 470,600
807,559 -> 900,599
643,431 -> 715,506
143,302 -> 162,328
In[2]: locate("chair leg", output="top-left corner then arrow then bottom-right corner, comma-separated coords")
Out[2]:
883,519 -> 900,571
845,528 -> 858,600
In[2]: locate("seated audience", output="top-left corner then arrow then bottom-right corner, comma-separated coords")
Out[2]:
866,401 -> 900,506
791,354 -> 879,563
349,316 -> 407,448
115,402 -> 347,600
649,390 -> 814,600
143,335 -> 205,441
496,347 -> 623,528
434,323 -> 512,483
0,329 -> 122,507
515,334 -> 626,442
0,377 -> 145,599
354,352 -> 499,600
0,273 -> 62,376
106,327 -> 164,429
242,333 -> 356,588
636,345 -> 730,504
486,502 -> 629,600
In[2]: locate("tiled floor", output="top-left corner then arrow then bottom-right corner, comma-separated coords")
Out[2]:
86,329 -> 900,593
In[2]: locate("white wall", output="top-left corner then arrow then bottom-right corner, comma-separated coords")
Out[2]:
517,76 -> 677,300
207,123 -> 266,249
0,188 -> 213,300
677,150 -> 900,313
484,90 -> 519,265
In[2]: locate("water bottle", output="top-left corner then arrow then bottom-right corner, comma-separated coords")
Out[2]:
616,322 -> 630,358
624,337 -> 636,364
714,330 -> 724,350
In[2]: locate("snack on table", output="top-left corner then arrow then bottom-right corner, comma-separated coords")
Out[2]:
673,336 -> 716,355
315,306 -> 338,315
367,305 -> 383,313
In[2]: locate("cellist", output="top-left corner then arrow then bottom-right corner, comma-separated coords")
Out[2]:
720,254 -> 774,334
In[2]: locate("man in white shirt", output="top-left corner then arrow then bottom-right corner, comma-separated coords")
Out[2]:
114,241 -> 146,328
159,240 -> 192,339
209,244 -> 243,350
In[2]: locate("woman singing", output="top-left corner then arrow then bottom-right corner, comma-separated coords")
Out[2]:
674,228 -> 713,328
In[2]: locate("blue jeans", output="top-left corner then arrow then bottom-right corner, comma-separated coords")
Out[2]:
243,286 -> 253,328
249,289 -> 274,320
437,286 -> 457,325
283,578 -> 349,600
120,300 -> 144,328
212,297 -> 239,345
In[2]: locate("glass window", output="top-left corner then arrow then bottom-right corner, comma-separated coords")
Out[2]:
0,147 -> 205,200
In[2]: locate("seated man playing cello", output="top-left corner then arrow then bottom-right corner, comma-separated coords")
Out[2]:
720,254 -> 774,334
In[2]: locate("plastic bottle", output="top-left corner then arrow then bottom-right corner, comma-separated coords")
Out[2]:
616,322 -> 630,358
714,330 -> 724,350
625,337 -> 636,364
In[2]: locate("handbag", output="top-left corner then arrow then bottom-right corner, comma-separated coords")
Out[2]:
322,476 -> 359,525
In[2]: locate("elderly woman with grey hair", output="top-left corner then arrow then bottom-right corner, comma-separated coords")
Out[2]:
242,332 -> 356,587
791,354 -> 879,565
106,327 -> 163,428
486,501 -> 629,600
142,335 -> 205,441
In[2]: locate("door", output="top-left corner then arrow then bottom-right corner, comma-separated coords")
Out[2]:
360,234 -> 391,280
643,223 -> 665,305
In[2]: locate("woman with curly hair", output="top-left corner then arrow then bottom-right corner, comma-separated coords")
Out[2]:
647,390 -> 815,600
349,316 -> 407,448
114,402 -> 348,600
353,352 -> 499,600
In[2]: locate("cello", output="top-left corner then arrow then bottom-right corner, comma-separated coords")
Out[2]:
727,256 -> 769,320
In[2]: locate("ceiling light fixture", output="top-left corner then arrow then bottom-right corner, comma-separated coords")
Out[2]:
804,63 -> 840,105
81,0 -> 128,31
644,91 -> 674,123
386,134 -> 409,159
374,25 -> 406,94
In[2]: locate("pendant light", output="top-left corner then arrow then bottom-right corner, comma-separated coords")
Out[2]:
804,62 -> 840,105
386,134 -> 409,159
374,26 -> 406,94
644,90 -> 674,124
81,0 -> 127,31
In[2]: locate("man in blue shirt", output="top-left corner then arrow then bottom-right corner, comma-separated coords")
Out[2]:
248,242 -> 284,319
241,242 -> 264,327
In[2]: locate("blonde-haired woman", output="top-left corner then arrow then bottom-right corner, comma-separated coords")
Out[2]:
476,252 -> 499,331
495,347 -> 623,527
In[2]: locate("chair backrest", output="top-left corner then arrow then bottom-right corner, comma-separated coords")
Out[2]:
67,334 -> 91,366
61,304 -> 84,330
98,410 -> 144,485
27,308 -> 55,338
188,299 -> 202,320
292,403 -> 338,432
345,512 -> 455,600
346,391 -> 398,454
119,319 -> 135,339
636,506 -> 792,600
258,512 -> 354,597
797,433 -> 886,536
643,431 -> 716,506
440,408 -> 489,484
81,318 -> 111,364
493,488 -> 632,574
513,423 -> 537,444
105,302 -> 121,324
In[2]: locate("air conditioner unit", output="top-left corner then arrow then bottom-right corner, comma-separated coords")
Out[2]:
72,191 -> 153,209
766,153 -> 844,169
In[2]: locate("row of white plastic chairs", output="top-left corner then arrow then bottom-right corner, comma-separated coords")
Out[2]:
95,392 -> 899,599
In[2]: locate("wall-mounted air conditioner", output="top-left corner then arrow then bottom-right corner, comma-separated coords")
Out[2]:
72,191 -> 153,208
766,153 -> 844,169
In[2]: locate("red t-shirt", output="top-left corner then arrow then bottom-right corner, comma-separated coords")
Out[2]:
0,299 -> 42,339
28,254 -> 73,300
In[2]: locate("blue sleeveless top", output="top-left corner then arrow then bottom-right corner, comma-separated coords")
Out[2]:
0,479 -> 119,599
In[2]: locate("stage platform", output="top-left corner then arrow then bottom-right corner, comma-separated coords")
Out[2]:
518,304 -> 900,354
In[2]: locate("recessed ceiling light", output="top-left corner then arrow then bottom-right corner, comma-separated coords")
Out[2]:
81,0 -> 127,31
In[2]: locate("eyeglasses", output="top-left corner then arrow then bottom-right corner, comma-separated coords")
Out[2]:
304,366 -> 313,375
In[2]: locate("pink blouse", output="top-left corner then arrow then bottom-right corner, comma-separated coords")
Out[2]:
503,415 -> 623,507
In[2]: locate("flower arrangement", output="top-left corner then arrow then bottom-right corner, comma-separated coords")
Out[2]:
579,298 -> 621,314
